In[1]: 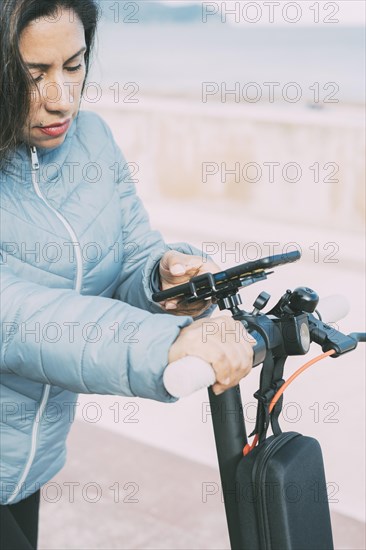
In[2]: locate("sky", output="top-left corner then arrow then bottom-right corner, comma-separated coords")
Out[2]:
159,0 -> 366,26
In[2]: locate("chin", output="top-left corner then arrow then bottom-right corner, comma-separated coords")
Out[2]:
26,116 -> 75,150
42,136 -> 67,149
30,133 -> 68,151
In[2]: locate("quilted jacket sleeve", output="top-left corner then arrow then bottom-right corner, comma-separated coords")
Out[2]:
0,255 -> 193,401
103,122 -> 215,315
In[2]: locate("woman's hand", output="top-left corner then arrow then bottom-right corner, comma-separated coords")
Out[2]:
168,315 -> 256,395
159,250 -> 221,316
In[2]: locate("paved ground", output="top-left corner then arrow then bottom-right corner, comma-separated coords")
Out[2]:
38,420 -> 365,550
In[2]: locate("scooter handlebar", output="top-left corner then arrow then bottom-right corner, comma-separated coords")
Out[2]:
163,295 -> 350,399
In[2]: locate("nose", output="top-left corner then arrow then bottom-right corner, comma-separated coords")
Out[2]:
42,76 -> 77,114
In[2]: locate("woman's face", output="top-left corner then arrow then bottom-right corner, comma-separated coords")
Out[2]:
19,8 -> 86,149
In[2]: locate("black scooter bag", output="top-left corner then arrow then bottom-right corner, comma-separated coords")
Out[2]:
235,431 -> 334,550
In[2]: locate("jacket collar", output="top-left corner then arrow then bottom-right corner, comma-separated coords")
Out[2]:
1,113 -> 78,185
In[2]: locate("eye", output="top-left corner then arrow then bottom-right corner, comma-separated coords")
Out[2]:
31,63 -> 83,84
32,74 -> 44,84
66,64 -> 82,73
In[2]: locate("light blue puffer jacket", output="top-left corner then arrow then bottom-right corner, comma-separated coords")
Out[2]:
0,110 -> 203,505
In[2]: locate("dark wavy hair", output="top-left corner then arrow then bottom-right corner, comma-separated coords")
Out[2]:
0,0 -> 100,167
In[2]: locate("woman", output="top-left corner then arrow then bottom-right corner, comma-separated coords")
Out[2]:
0,1 -> 255,548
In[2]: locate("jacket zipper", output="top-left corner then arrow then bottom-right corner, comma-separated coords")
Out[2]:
7,146 -> 83,503
29,147 -> 83,292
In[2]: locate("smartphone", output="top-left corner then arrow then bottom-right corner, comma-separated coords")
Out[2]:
152,250 -> 301,303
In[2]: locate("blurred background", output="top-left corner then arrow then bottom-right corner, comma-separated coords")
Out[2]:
40,1 -> 365,548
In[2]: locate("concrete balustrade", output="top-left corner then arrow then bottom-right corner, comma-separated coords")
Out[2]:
83,95 -> 365,232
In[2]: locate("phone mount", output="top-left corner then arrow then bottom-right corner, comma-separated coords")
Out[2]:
181,269 -> 271,315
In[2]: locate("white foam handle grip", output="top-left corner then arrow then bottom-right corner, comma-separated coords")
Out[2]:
163,356 -> 215,398
318,294 -> 350,323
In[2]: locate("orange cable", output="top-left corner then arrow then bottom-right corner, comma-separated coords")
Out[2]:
243,349 -> 336,456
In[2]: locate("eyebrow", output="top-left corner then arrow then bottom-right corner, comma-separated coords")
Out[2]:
25,47 -> 87,70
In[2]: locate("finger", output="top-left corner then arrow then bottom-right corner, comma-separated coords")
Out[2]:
211,356 -> 231,386
162,252 -> 203,279
183,259 -> 204,272
214,350 -> 243,386
195,260 -> 221,275
173,299 -> 212,315
161,296 -> 200,314
165,262 -> 201,284
164,304 -> 212,317
212,382 -> 232,396
160,267 -> 189,286
183,259 -> 222,278
161,253 -> 220,286
212,383 -> 224,395
211,338 -> 252,388
161,251 -> 189,274
165,301 -> 178,310
169,263 -> 187,276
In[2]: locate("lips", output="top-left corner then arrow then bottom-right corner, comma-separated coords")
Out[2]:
37,119 -> 71,137
44,122 -> 66,128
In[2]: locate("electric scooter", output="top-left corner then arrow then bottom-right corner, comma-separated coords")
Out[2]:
153,250 -> 365,550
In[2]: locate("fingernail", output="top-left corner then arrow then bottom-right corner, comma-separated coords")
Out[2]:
170,264 -> 185,275
166,302 -> 177,309
187,261 -> 202,269
223,377 -> 231,385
